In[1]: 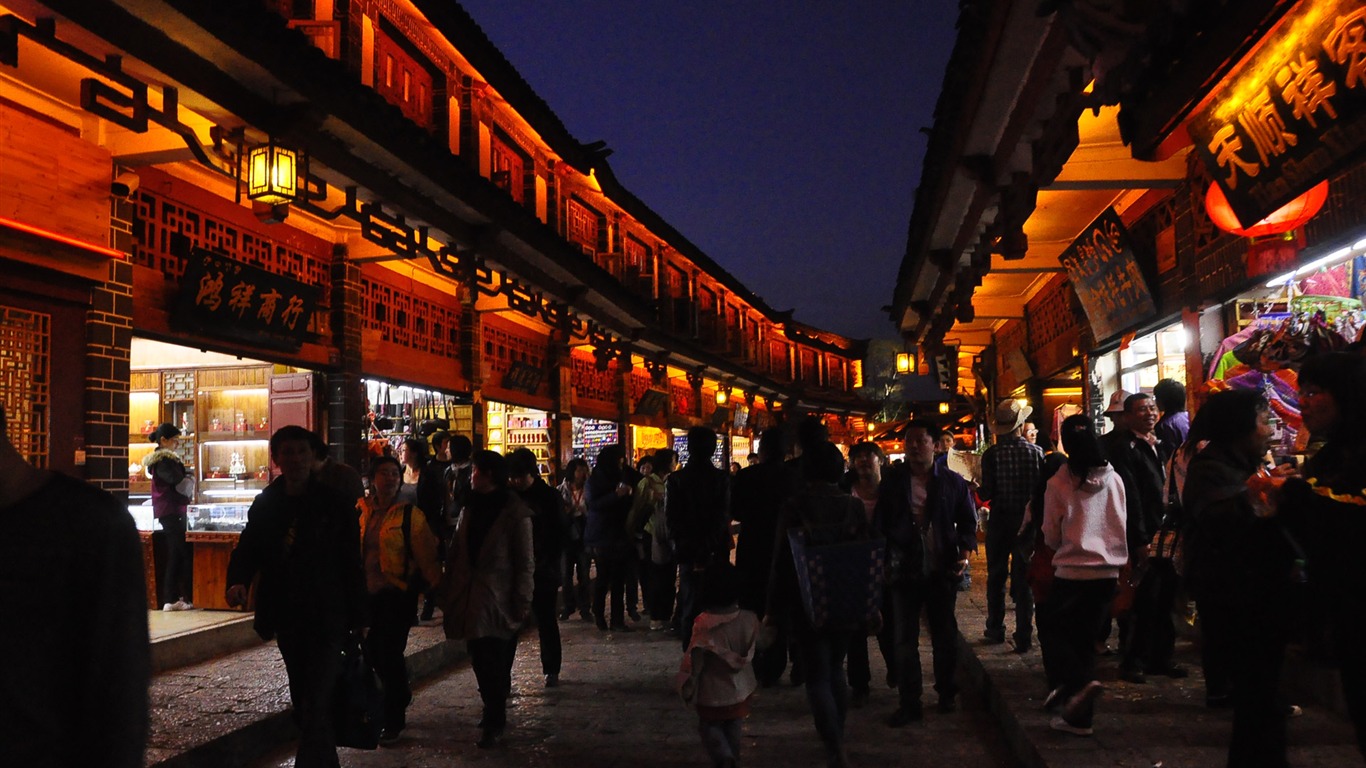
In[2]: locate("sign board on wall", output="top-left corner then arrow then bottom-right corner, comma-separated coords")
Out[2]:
1059,208 -> 1156,343
174,248 -> 318,350
1189,1 -> 1366,227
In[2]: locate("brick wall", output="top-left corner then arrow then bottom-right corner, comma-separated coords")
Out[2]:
85,259 -> 134,497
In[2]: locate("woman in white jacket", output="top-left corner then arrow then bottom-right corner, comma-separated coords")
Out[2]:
1039,414 -> 1128,737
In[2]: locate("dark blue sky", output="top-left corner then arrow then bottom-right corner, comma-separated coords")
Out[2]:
457,1 -> 956,341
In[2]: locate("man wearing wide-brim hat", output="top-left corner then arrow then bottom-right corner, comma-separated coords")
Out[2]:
978,399 -> 1045,651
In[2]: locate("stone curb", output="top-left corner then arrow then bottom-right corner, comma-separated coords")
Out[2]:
148,634 -> 467,768
958,632 -> 1048,768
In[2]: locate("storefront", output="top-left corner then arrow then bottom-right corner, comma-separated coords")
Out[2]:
127,337 -> 323,608
362,378 -> 472,455
572,417 -> 619,467
485,401 -> 553,478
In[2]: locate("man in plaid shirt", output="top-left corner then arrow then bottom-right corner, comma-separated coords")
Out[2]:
979,400 -> 1045,651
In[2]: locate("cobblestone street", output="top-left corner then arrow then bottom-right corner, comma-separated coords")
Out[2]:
249,608 -> 1018,768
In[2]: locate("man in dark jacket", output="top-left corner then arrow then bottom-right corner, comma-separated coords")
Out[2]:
508,447 -> 565,686
878,420 -> 978,725
584,443 -> 639,631
226,425 -> 367,768
1107,392 -> 1183,683
667,426 -> 731,649
732,426 -> 799,683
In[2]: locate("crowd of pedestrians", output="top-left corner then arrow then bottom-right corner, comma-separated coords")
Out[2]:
15,347 -> 1364,768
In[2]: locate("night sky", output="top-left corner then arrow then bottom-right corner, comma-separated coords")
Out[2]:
456,1 -> 956,342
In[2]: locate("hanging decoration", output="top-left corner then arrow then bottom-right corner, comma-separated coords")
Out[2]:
1205,180 -> 1328,238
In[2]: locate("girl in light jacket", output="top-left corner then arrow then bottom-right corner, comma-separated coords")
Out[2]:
676,562 -> 759,768
357,455 -> 442,743
439,450 -> 534,748
1038,414 -> 1128,737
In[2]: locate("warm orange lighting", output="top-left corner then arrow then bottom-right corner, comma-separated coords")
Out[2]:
895,352 -> 914,374
938,402 -> 950,415
247,140 -> 298,204
715,388 -> 729,406
1205,181 -> 1328,238
0,215 -> 126,258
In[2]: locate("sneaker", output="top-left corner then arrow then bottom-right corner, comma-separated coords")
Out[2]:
378,726 -> 402,744
1063,680 -> 1105,721
558,611 -> 572,622
1119,667 -> 1146,684
1049,715 -> 1093,736
1043,686 -> 1064,712
173,599 -> 194,611
1286,703 -> 1303,718
544,673 -> 559,688
476,727 -> 503,749
649,620 -> 666,631
162,602 -> 177,612
983,628 -> 1006,644
886,704 -> 923,727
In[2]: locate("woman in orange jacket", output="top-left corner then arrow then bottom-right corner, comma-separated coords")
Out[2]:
358,455 -> 442,743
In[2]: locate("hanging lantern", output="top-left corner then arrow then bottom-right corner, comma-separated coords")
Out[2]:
938,402 -> 950,415
895,352 -> 914,374
247,140 -> 299,205
1204,180 -> 1328,238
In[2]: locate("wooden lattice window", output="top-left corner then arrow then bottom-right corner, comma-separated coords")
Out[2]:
0,305 -> 49,467
571,353 -> 619,404
566,199 -> 600,254
491,136 -> 525,204
360,275 -> 463,359
623,236 -> 650,274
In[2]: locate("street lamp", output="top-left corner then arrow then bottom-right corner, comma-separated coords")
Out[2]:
895,352 -> 914,374
247,139 -> 299,205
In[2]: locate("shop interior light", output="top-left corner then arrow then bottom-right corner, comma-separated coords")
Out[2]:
1265,244 -> 1357,287
247,139 -> 298,204
895,352 -> 914,374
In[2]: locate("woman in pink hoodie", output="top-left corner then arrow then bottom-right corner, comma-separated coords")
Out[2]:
1038,414 -> 1128,736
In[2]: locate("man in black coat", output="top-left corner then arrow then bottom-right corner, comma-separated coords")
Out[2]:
666,426 -> 731,649
1107,392 -> 1183,684
227,425 -> 367,768
508,447 -> 565,687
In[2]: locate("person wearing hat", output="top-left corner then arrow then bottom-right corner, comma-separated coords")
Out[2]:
147,423 -> 194,611
979,400 -> 1045,651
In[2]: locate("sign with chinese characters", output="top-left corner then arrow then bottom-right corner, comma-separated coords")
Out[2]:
501,361 -> 544,396
174,249 -> 318,350
1190,1 -> 1366,227
1058,208 -> 1156,343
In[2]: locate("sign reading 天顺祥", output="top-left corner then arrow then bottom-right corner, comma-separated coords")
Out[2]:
1189,1 -> 1366,228
1059,208 -> 1156,343
173,249 -> 319,350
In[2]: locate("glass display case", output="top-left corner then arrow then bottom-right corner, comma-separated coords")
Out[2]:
192,367 -> 271,518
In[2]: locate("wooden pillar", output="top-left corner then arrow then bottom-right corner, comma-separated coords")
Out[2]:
327,253 -> 365,470
462,285 -> 487,450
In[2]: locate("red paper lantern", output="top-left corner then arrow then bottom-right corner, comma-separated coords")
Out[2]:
1205,180 -> 1328,238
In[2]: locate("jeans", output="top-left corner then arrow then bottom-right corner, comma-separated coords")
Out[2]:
1199,592 -> 1290,768
364,589 -> 418,729
467,636 -> 518,732
592,550 -> 629,627
891,572 -> 959,707
797,629 -> 853,761
648,560 -> 678,622
1122,557 -> 1178,674
698,718 -> 741,767
160,513 -> 191,605
846,591 -> 895,692
276,628 -> 346,768
985,514 -> 1033,643
530,577 -> 562,675
561,540 -> 591,617
1037,577 -> 1114,728
677,562 -> 707,649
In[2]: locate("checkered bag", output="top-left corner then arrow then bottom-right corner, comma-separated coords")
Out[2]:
788,528 -> 886,629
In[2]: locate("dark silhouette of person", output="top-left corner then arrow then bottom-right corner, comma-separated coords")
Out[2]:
0,404 -> 150,768
226,425 -> 367,768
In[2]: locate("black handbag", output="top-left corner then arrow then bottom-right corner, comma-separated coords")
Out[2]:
332,635 -> 385,750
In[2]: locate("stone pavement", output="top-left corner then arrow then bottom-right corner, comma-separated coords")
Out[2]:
247,605 -> 1016,768
153,549 -> 1365,767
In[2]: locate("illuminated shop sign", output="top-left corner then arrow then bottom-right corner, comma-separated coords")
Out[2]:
174,249 -> 319,350
1059,208 -> 1156,342
1189,1 -> 1366,227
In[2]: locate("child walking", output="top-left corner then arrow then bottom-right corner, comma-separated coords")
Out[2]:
676,563 -> 760,768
